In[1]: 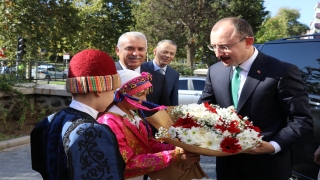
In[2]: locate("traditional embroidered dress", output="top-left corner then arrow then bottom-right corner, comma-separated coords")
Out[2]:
97,105 -> 180,179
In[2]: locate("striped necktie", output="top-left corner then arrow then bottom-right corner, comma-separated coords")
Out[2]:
157,68 -> 164,75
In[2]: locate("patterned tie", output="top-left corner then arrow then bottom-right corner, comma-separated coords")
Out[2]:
157,68 -> 164,75
231,66 -> 242,109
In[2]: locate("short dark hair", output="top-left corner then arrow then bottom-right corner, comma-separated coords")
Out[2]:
212,17 -> 254,38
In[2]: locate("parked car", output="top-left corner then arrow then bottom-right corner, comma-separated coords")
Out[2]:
178,76 -> 206,105
255,34 -> 320,180
32,65 -> 67,80
7,64 -> 17,74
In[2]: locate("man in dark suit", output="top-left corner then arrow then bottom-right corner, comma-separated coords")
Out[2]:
198,17 -> 313,180
115,32 -> 200,180
143,40 -> 179,106
114,32 -> 170,107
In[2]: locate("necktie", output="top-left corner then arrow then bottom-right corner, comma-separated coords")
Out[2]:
157,68 -> 164,74
231,66 -> 242,109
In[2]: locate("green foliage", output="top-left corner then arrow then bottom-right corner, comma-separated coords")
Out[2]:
170,62 -> 193,76
195,63 -> 208,69
255,7 -> 309,43
0,78 -> 36,130
0,107 -> 9,131
0,0 -> 134,60
132,0 -> 268,69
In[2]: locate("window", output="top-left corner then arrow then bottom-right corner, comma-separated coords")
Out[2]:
193,80 -> 205,91
179,80 -> 188,90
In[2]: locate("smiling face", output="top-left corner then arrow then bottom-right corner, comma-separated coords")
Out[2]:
153,41 -> 177,68
116,36 -> 147,70
210,21 -> 254,67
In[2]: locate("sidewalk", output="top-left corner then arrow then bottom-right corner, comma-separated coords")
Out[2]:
0,136 -> 217,179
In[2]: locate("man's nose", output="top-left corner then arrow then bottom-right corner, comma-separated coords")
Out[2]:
215,50 -> 224,57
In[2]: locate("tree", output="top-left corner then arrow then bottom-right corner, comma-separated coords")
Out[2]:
0,0 -> 134,61
255,7 -> 309,43
72,0 -> 134,57
0,0 -> 81,60
132,0 -> 268,69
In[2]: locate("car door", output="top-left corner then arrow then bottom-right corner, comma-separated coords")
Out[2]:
191,79 -> 205,103
178,79 -> 193,105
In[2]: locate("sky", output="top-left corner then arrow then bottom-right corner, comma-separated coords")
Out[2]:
264,0 -> 319,27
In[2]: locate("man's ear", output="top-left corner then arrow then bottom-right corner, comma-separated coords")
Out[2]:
246,37 -> 255,47
153,48 -> 157,55
115,46 -> 120,56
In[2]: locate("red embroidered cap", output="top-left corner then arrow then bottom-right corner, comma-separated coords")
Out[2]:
66,49 -> 120,93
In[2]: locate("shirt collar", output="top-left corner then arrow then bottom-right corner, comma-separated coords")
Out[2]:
108,105 -> 141,128
236,47 -> 258,71
69,100 -> 99,119
119,60 -> 141,73
152,60 -> 167,72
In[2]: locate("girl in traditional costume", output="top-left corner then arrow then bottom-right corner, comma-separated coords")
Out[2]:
97,69 -> 183,179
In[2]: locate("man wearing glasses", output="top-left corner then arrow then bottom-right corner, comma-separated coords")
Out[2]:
198,17 -> 313,180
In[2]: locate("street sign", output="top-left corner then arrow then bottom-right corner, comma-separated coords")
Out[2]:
63,55 -> 70,60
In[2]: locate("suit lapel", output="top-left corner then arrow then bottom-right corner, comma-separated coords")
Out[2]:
237,53 -> 269,111
220,66 -> 233,107
115,62 -> 123,70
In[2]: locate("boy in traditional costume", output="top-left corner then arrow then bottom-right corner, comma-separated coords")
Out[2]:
31,49 -> 125,180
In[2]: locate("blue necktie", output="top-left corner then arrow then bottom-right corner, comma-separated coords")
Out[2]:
231,66 -> 242,109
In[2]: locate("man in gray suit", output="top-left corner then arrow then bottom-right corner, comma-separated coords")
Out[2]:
198,17 -> 313,180
143,40 -> 179,106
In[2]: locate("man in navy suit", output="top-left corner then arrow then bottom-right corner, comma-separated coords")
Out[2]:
114,32 -> 170,108
198,17 -> 313,180
143,40 -> 179,106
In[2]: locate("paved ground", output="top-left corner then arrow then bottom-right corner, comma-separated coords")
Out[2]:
0,143 -> 217,180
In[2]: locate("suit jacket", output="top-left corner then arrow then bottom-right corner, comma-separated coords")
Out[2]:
198,52 -> 313,180
143,61 -> 179,106
97,110 -> 176,179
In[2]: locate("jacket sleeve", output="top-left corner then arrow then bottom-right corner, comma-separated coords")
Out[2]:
272,64 -> 313,153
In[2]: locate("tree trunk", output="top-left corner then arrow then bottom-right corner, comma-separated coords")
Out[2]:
186,43 -> 196,72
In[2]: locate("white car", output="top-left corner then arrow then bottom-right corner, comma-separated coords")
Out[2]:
178,77 -> 206,105
32,65 -> 67,80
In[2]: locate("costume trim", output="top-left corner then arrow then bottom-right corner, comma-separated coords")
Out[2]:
66,74 -> 120,93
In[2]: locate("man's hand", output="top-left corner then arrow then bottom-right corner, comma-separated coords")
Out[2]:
314,146 -> 320,165
245,141 -> 275,154
176,147 -> 200,164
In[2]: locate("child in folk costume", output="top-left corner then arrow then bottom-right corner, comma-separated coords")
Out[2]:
31,49 -> 125,180
97,70 -> 200,179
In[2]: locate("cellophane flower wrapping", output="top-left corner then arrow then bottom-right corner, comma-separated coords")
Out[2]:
155,102 -> 263,154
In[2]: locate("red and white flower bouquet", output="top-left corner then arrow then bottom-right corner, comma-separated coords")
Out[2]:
155,102 -> 263,156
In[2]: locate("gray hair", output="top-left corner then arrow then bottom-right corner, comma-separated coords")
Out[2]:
117,31 -> 148,49
156,39 -> 177,48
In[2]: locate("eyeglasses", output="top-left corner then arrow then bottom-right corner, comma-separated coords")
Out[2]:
207,37 -> 246,52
